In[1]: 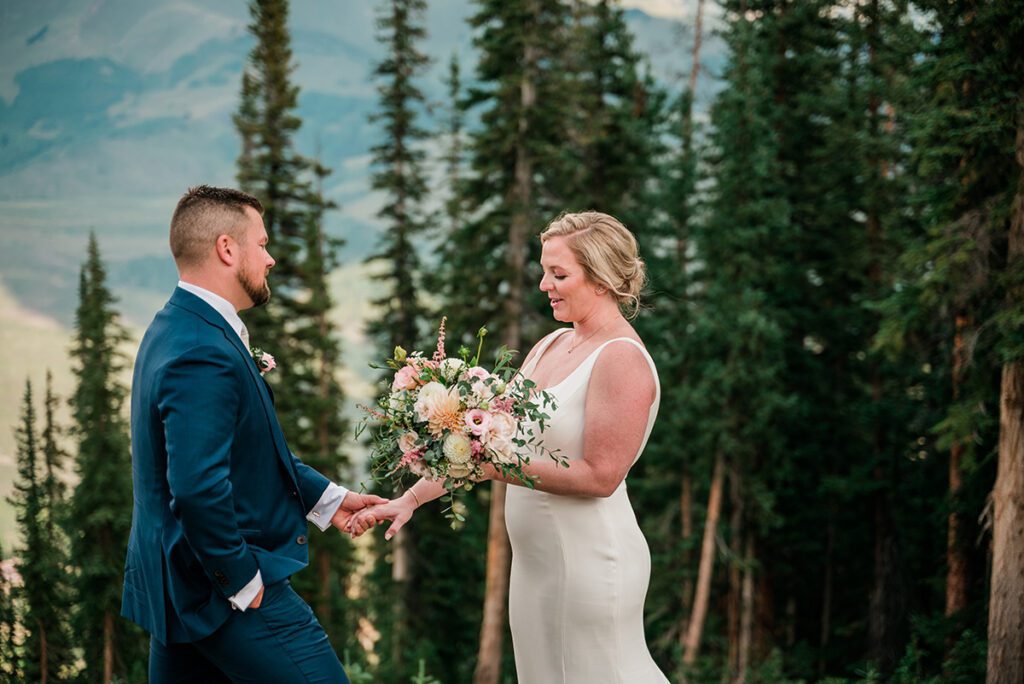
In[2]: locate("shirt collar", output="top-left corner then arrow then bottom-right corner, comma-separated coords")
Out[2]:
177,280 -> 246,344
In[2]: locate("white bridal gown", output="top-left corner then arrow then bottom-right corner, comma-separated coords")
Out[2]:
505,328 -> 669,684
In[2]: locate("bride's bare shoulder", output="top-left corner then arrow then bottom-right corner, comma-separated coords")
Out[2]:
590,337 -> 656,392
519,328 -> 571,369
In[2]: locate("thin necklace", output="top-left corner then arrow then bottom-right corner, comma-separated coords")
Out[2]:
567,319 -> 616,354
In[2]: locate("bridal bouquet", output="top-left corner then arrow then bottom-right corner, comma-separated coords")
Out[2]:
358,318 -> 560,527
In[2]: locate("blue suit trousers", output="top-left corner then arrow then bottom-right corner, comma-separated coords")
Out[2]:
149,581 -> 349,684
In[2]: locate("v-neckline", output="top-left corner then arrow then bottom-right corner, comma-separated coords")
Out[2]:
530,329 -> 631,393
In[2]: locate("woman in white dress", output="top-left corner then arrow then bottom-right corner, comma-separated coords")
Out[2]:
353,212 -> 668,684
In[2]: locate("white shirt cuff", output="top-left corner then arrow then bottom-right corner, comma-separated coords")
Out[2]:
306,482 -> 349,531
228,570 -> 263,611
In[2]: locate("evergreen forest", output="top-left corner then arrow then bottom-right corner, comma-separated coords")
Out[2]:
3,1 -> 1023,683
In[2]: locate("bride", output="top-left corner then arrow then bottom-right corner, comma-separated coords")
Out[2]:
352,212 -> 668,683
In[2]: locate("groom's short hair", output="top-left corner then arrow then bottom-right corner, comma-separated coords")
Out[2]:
170,185 -> 264,268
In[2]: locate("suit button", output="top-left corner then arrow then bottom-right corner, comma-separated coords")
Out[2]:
213,570 -> 229,587
296,535 -> 307,545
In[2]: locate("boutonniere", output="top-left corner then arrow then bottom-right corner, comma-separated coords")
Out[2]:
250,346 -> 277,375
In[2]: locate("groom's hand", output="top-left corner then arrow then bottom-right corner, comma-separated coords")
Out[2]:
331,492 -> 389,535
248,585 -> 265,609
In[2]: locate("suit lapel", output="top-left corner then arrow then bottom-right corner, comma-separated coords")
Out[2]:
168,289 -> 300,491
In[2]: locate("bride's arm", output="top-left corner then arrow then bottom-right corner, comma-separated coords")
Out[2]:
348,477 -> 447,539
486,342 -> 656,498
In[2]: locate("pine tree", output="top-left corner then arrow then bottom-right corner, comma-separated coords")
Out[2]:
634,9 -> 706,671
233,0 -> 354,645
884,3 -> 1024,681
440,0 -> 577,347
439,2 -> 578,680
869,2 -> 1021,680
367,0 -> 432,360
677,4 -> 794,673
68,235 -> 145,683
9,378 -> 74,682
41,371 -> 70,529
568,0 -> 666,229
0,540 -> 20,684
441,53 -> 467,239
363,0 -> 433,677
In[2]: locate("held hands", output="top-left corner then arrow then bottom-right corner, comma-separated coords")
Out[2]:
347,490 -> 420,541
331,492 -> 390,537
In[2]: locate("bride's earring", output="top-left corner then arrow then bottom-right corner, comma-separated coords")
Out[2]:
595,287 -> 606,296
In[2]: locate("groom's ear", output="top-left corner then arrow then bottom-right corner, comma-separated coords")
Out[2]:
214,234 -> 238,266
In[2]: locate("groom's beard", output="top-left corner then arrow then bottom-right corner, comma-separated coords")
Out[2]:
238,263 -> 271,307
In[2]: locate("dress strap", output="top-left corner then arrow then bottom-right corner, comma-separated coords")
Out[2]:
523,328 -> 572,376
588,337 -> 661,406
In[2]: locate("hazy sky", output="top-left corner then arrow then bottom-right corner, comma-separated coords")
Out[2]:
623,0 -> 690,19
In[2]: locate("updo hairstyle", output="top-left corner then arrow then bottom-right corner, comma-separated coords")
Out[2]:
540,211 -> 647,319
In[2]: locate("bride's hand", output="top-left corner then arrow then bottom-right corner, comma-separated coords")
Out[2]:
348,490 -> 419,540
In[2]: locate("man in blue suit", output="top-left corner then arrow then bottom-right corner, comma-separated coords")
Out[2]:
122,185 -> 385,683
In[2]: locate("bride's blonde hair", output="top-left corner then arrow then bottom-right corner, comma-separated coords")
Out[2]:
540,211 -> 647,319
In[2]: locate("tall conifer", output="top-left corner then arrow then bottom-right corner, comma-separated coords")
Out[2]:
68,235 -> 145,682
0,540 -> 20,684
363,0 -> 440,678
440,2 -> 578,680
9,378 -> 73,682
233,0 -> 354,644
367,0 -> 432,357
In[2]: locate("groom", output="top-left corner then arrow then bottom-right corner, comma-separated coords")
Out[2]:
122,185 -> 383,683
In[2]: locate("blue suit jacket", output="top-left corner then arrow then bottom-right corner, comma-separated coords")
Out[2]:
121,288 -> 331,644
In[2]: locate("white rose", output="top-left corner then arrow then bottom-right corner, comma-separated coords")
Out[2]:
443,432 -> 473,465
388,390 -> 408,412
438,358 -> 466,382
447,461 -> 472,479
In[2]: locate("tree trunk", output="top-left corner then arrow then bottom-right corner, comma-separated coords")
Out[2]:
687,0 -> 705,96
868,473 -> 905,674
683,452 -> 725,664
102,610 -> 113,684
680,469 -> 694,641
474,482 -> 511,684
391,525 -> 410,668
986,112 -> 1024,684
733,534 -> 755,684
678,0 -> 704,646
726,469 -> 744,682
819,509 -> 835,672
39,620 -> 47,684
754,564 -> 773,658
865,0 -> 905,665
945,312 -> 970,618
475,13 -> 537,681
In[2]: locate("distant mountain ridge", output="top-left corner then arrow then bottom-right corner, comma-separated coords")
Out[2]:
0,0 -> 722,327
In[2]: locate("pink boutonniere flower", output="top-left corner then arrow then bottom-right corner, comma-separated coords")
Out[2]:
250,346 -> 276,375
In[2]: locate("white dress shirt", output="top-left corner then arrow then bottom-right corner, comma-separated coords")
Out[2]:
177,281 -> 349,611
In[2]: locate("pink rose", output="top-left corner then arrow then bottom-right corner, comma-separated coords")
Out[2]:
464,409 -> 492,436
392,365 -> 418,391
398,431 -> 419,453
465,366 -> 490,381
